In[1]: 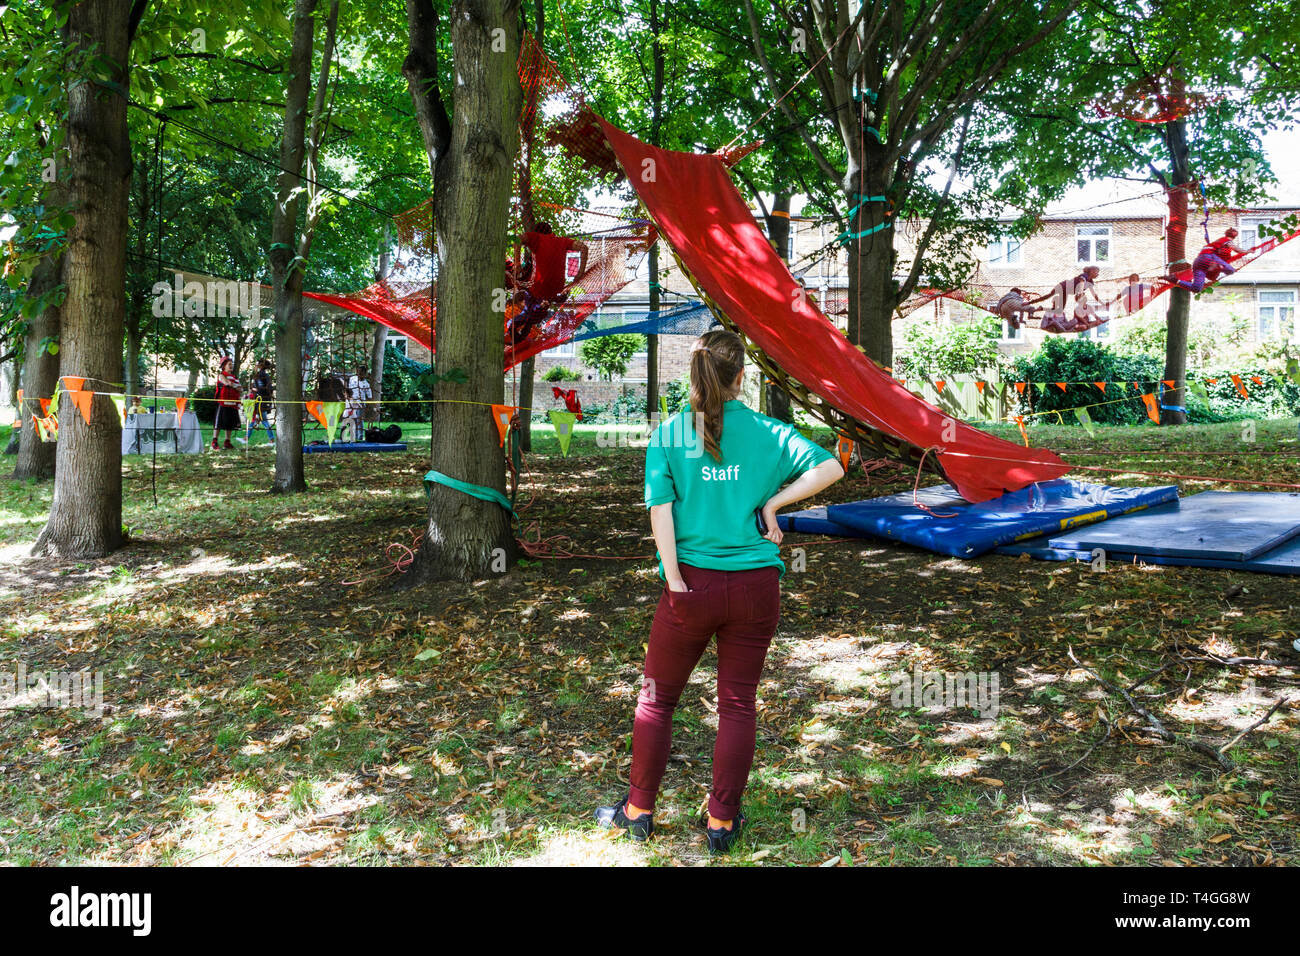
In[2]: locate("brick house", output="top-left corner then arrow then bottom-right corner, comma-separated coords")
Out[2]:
387,200 -> 1299,391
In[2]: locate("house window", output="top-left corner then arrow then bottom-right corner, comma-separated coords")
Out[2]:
1078,321 -> 1111,340
1000,319 -> 1023,341
1076,225 -> 1111,264
1257,289 -> 1296,340
388,335 -> 408,356
565,251 -> 582,280
1239,217 -> 1274,249
986,236 -> 1022,268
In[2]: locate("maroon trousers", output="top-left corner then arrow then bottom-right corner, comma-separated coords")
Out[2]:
629,564 -> 781,821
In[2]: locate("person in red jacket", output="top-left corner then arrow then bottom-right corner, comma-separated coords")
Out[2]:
212,356 -> 241,450
508,208 -> 589,346
1164,228 -> 1246,293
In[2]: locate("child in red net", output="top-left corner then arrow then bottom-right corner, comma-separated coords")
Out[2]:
507,200 -> 589,346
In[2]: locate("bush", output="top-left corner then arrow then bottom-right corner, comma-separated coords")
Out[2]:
894,314 -> 1007,381
663,376 -> 689,415
192,385 -> 218,425
1011,337 -> 1162,425
381,345 -> 435,422
542,364 -> 581,382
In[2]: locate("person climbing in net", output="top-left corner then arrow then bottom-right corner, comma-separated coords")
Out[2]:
1025,265 -> 1106,333
507,198 -> 589,347
1163,228 -> 1246,293
1112,273 -> 1156,315
994,288 -> 1043,330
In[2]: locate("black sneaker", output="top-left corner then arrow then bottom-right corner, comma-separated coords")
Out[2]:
704,811 -> 746,854
594,795 -> 654,842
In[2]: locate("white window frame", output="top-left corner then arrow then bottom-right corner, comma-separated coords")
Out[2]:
999,318 -> 1023,342
1239,217 -> 1275,250
1076,225 -> 1112,265
1257,289 -> 1296,341
986,236 -> 1022,268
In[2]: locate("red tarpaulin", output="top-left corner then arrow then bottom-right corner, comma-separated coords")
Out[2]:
598,119 -> 1069,503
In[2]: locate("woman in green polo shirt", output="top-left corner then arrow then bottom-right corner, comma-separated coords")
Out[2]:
595,329 -> 845,852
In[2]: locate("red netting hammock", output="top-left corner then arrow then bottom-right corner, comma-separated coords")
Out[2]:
303,34 -> 659,370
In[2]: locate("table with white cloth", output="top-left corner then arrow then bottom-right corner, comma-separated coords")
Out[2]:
121,411 -> 205,455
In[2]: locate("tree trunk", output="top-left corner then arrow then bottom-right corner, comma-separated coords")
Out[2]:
268,0 -> 320,495
1160,74 -> 1191,426
646,242 -> 660,419
845,168 -> 896,368
33,0 -> 135,557
3,357 -> 19,456
403,0 -> 521,583
763,192 -> 793,422
13,255 -> 62,479
516,357 -> 534,451
368,223 -> 392,414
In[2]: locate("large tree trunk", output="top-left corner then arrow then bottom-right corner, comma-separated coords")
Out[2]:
403,0 -> 521,583
13,255 -> 62,479
33,0 -> 136,557
268,0 -> 321,495
1160,73 -> 1191,426
846,180 -> 897,368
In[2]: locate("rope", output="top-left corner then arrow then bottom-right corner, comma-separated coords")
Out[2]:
912,447 -> 959,517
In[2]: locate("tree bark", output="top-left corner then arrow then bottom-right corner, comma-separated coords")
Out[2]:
33,0 -> 136,556
368,223 -> 391,414
403,0 -> 521,583
1160,71 -> 1191,426
269,0 -> 324,494
13,254 -> 62,479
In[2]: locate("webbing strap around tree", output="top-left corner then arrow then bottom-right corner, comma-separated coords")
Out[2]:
423,470 -> 518,521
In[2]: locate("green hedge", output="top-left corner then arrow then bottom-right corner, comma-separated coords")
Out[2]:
1011,337 -> 1162,425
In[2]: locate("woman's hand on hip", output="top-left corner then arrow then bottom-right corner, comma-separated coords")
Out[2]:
761,502 -> 783,545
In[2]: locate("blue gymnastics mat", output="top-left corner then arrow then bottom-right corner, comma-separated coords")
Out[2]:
810,480 -> 1179,558
996,491 -> 1300,570
304,442 -> 408,454
776,506 -> 860,537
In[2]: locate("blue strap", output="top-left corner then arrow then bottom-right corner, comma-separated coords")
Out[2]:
423,470 -> 518,521
842,218 -> 894,244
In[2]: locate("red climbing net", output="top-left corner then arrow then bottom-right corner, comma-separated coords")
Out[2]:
304,33 -> 657,370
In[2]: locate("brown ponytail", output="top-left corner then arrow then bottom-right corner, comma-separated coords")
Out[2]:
688,329 -> 745,462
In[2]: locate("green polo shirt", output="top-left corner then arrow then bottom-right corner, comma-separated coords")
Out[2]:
644,400 -> 834,576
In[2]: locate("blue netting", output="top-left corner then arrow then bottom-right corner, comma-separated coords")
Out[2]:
570,300 -> 718,341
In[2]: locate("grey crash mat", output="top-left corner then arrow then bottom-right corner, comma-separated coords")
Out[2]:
1029,491 -> 1300,563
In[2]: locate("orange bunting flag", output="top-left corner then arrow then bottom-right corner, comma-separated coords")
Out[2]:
934,380 -> 946,394
1094,382 -> 1106,393
38,397 -> 50,416
1140,393 -> 1160,424
975,381 -> 986,394
1054,382 -> 1067,392
176,397 -> 188,418
1163,380 -> 1175,388
1015,382 -> 1027,394
61,376 -> 86,392
836,434 -> 855,470
68,389 -> 95,425
491,404 -> 517,446
1229,374 -> 1249,399
305,400 -> 326,427
1206,377 -> 1219,385
1014,415 -> 1029,446
16,388 -> 22,405
1250,375 -> 1264,387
